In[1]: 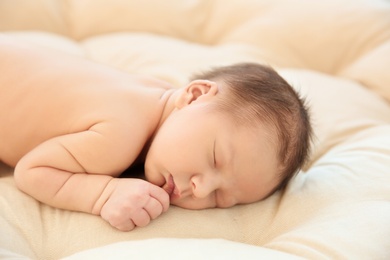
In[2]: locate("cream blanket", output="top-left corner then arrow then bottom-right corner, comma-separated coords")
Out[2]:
1,0 -> 390,259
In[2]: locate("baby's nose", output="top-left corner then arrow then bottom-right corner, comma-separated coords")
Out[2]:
191,174 -> 219,199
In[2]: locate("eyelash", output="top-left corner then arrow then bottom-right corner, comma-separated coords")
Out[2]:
213,140 -> 217,167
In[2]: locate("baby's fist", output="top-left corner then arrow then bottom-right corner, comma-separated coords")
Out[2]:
100,178 -> 169,231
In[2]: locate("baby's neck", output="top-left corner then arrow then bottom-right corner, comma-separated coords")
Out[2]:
134,88 -> 178,165
155,88 -> 178,129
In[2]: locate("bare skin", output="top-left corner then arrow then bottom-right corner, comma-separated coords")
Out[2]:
0,39 -> 173,231
0,37 -> 280,231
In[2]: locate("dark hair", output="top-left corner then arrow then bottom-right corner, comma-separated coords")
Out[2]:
191,63 -> 312,193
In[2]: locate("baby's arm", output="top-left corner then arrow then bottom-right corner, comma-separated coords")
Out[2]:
14,124 -> 169,231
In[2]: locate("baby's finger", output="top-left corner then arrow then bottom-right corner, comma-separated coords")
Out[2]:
115,219 -> 136,232
149,185 -> 170,212
102,214 -> 136,232
144,197 -> 164,220
131,209 -> 151,227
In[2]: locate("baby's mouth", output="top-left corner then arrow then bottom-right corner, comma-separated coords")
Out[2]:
163,174 -> 175,196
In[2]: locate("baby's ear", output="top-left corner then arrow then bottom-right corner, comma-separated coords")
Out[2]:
175,80 -> 219,108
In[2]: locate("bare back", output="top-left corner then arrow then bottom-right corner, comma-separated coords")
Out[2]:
0,38 -> 175,228
0,39 -> 168,171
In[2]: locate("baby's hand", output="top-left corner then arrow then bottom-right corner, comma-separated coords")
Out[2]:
100,178 -> 169,231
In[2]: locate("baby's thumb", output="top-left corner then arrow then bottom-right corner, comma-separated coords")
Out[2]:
150,184 -> 170,212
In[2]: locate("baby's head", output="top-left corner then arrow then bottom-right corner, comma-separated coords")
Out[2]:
192,63 -> 312,193
145,63 -> 312,209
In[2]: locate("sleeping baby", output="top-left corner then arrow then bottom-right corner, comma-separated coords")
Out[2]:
0,37 -> 312,231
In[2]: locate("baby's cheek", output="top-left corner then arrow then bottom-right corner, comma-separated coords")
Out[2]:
143,162 -> 163,187
170,197 -> 215,210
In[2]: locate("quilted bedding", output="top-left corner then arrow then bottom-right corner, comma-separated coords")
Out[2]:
1,0 -> 390,259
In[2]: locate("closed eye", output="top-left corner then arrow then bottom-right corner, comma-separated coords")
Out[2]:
213,139 -> 216,167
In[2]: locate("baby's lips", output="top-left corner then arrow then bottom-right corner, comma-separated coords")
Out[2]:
162,174 -> 175,196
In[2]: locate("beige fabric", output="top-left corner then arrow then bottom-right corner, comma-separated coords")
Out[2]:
1,0 -> 390,259
63,239 -> 304,260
